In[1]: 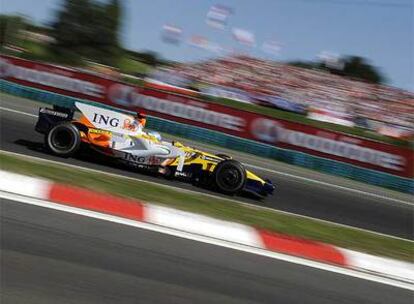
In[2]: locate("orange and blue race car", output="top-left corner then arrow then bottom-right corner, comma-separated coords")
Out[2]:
35,102 -> 275,198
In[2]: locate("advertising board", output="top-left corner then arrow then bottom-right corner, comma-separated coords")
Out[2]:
2,55 -> 412,178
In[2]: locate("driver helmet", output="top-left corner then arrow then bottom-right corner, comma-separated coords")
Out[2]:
135,112 -> 147,128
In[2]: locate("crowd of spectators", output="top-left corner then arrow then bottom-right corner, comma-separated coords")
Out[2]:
167,55 -> 413,134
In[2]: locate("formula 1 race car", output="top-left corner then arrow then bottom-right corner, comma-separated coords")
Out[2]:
35,102 -> 275,198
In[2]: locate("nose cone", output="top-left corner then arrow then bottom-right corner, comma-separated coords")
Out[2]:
264,179 -> 275,195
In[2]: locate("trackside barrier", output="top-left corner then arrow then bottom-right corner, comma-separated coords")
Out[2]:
1,79 -> 413,194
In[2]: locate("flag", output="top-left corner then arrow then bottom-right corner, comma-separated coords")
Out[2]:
188,35 -> 223,54
232,28 -> 255,46
161,24 -> 183,45
262,40 -> 281,56
318,51 -> 344,70
188,35 -> 209,49
206,5 -> 232,29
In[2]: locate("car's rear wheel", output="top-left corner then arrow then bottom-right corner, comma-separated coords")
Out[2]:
45,123 -> 81,157
214,160 -> 246,195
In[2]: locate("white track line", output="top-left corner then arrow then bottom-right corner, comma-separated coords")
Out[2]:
246,163 -> 413,206
1,149 -> 412,243
1,191 -> 412,291
1,105 -> 412,206
0,106 -> 38,118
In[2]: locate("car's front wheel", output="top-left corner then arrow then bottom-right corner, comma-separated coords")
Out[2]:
213,160 -> 246,195
45,123 -> 81,157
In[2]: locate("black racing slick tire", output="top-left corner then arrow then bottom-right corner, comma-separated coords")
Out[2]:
45,123 -> 81,157
213,160 -> 246,195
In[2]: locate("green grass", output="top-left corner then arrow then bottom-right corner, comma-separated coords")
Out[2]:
21,40 -> 51,58
118,56 -> 152,76
1,151 -> 412,262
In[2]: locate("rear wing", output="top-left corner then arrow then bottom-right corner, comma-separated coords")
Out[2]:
35,106 -> 74,134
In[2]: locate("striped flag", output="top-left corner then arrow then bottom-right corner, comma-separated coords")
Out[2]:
161,24 -> 183,45
232,28 -> 255,46
206,5 -> 232,29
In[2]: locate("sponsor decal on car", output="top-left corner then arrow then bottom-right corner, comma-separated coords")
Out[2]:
174,171 -> 191,178
89,128 -> 111,135
92,113 -> 121,127
76,102 -> 140,136
39,108 -> 69,118
122,118 -> 139,132
201,155 -> 220,163
122,152 -> 162,165
123,152 -> 146,163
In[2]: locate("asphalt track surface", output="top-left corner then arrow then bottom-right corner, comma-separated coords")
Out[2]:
0,96 -> 413,239
1,198 -> 412,304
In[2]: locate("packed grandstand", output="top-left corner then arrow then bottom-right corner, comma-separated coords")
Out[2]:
147,55 -> 414,139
